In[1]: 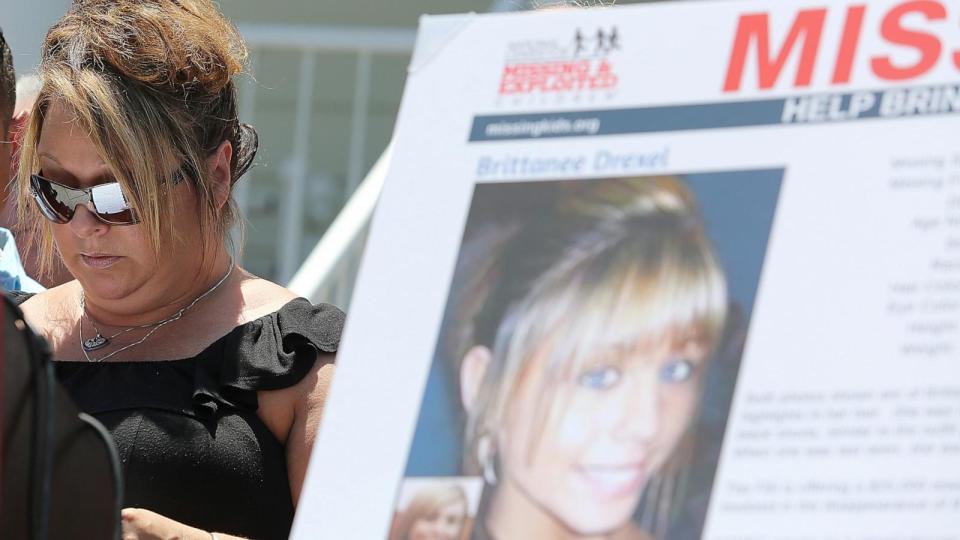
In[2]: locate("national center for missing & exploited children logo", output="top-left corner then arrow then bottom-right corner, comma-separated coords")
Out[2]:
496,26 -> 620,105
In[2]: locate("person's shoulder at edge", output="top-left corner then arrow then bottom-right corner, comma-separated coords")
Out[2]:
236,272 -> 345,362
13,281 -> 82,349
0,227 -> 45,294
234,270 -> 344,327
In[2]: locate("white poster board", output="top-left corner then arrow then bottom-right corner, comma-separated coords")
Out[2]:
293,1 -> 960,538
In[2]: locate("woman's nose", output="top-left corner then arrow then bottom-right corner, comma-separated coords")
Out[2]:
615,370 -> 659,442
68,203 -> 110,237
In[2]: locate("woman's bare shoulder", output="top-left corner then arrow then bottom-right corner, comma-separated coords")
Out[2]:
18,281 -> 79,335
236,270 -> 300,322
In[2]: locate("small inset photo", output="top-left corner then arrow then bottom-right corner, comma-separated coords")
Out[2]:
388,477 -> 484,540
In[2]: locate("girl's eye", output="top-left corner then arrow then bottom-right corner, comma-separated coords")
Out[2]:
660,358 -> 695,383
577,366 -> 622,389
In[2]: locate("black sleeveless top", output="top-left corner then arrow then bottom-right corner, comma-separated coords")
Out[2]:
12,293 -> 344,540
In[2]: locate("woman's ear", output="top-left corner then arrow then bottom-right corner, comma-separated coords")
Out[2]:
207,140 -> 233,210
460,345 -> 492,413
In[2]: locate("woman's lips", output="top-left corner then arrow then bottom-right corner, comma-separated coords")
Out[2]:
575,463 -> 648,499
81,254 -> 122,269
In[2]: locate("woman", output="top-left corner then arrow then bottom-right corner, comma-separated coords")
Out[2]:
14,1 -> 342,539
454,177 -> 728,539
390,483 -> 470,540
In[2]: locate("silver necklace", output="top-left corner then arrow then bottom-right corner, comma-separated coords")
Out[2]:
80,289 -> 195,351
80,309 -> 145,352
79,259 -> 235,362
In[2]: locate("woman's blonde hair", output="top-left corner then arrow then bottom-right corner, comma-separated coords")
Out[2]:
17,0 -> 257,276
456,176 -> 728,475
389,484 -> 468,540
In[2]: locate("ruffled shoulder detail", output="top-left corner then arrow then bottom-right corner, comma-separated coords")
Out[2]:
192,298 -> 344,416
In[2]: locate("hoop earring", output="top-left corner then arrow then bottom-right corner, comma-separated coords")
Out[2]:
477,433 -> 499,486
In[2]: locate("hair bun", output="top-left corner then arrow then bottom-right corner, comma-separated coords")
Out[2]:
46,0 -> 247,95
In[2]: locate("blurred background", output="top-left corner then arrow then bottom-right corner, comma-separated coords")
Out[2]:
5,0 -> 647,308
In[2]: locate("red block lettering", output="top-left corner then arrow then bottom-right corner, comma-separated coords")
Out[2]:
871,0 -> 947,81
953,7 -> 960,70
723,9 -> 827,92
832,5 -> 867,84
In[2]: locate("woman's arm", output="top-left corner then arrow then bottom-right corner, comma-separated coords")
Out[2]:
251,349 -> 338,503
284,352 -> 337,504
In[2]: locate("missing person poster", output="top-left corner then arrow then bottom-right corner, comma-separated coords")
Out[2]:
293,1 -> 960,538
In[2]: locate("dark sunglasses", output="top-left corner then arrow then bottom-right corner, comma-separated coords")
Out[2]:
29,170 -> 185,226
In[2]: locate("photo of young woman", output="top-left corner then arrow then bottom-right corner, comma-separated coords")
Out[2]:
397,171 -> 783,540
389,478 -> 483,540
